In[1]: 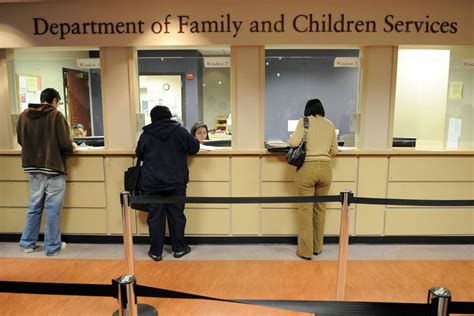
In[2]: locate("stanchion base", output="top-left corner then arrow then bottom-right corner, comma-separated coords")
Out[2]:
113,304 -> 158,316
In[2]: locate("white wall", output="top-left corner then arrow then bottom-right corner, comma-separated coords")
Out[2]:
9,49 -> 90,115
393,49 -> 450,148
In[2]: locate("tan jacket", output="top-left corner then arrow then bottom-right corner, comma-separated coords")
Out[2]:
288,115 -> 338,161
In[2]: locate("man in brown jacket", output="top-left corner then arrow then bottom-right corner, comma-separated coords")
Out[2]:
17,88 -> 76,256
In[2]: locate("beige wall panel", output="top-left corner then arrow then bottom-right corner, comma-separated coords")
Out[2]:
0,208 -> 107,234
67,156 -> 105,181
105,157 -> 135,234
136,211 -> 148,234
387,182 -> 474,204
232,157 -> 260,196
261,156 -> 295,182
231,157 -> 260,234
385,209 -> 474,235
0,182 -> 29,206
262,156 -> 357,181
0,156 -> 105,181
231,205 -> 260,235
100,47 -> 135,150
389,157 -> 474,182
64,183 -> 106,208
61,208 -> 107,234
356,157 -> 388,235
0,182 -> 106,207
188,157 -> 229,181
261,208 -> 297,235
332,157 -> 359,181
261,182 -> 356,209
261,208 -> 355,235
184,209 -> 230,235
0,208 -> 26,232
0,156 -> 27,180
231,46 -> 264,150
358,46 -> 394,149
187,182 -> 230,208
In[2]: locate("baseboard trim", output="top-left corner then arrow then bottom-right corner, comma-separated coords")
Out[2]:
1,234 -> 473,245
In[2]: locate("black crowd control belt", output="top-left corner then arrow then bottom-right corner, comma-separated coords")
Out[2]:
130,194 -> 474,207
1,280 -> 473,315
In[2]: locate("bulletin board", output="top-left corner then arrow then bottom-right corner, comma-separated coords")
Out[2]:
17,74 -> 42,112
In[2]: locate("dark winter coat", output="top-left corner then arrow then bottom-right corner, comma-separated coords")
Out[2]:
135,119 -> 200,191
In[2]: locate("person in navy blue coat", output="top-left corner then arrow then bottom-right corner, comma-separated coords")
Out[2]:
136,106 -> 200,261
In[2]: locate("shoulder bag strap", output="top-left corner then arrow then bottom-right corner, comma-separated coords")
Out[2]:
302,116 -> 309,143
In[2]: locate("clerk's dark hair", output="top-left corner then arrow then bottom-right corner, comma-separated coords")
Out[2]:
190,122 -> 210,140
40,88 -> 61,104
150,105 -> 172,122
304,99 -> 325,117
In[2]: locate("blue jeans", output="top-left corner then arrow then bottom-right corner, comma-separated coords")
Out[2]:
19,173 -> 66,255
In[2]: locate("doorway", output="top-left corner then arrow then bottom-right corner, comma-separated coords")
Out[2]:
63,68 -> 92,135
139,75 -> 184,125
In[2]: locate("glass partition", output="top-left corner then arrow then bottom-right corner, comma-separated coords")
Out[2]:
393,46 -> 474,149
264,49 -> 360,147
137,48 -> 231,147
8,48 -> 104,146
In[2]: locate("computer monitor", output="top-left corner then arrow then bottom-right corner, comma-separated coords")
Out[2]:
73,136 -> 105,147
392,137 -> 416,148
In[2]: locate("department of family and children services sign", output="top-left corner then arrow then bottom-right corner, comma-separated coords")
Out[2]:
0,0 -> 471,47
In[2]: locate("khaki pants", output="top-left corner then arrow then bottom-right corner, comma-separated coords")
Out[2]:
295,160 -> 332,257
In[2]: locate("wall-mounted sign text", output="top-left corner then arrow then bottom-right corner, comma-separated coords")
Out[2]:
32,13 -> 458,40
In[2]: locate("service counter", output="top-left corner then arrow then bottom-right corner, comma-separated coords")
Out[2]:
0,149 -> 473,238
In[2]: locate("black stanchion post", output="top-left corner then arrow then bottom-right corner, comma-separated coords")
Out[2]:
428,287 -> 451,316
114,192 -> 157,316
336,190 -> 352,301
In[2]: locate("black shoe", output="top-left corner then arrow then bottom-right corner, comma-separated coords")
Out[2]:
296,252 -> 312,260
174,245 -> 191,258
148,251 -> 162,261
313,251 -> 321,256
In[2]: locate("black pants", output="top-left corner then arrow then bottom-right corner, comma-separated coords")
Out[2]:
144,188 -> 187,256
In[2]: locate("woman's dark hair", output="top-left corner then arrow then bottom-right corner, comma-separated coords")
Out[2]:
190,122 -> 210,140
40,88 -> 61,104
304,99 -> 325,117
150,105 -> 172,122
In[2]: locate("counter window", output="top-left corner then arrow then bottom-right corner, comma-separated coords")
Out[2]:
8,48 -> 104,146
264,49 -> 360,147
393,47 -> 474,149
137,48 -> 231,147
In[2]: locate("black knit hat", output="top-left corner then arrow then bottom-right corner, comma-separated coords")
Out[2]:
150,106 -> 172,122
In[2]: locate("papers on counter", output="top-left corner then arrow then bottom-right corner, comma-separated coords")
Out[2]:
199,144 -> 228,151
75,146 -> 105,151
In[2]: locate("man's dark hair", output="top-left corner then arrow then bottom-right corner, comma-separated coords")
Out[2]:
150,106 -> 172,122
304,99 -> 325,117
40,88 -> 61,104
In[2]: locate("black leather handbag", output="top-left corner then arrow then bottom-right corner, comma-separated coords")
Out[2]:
124,159 -> 148,211
286,117 -> 309,170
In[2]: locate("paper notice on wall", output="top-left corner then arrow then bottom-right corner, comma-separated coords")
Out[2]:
26,77 -> 38,92
448,81 -> 463,100
447,117 -> 462,148
288,120 -> 299,132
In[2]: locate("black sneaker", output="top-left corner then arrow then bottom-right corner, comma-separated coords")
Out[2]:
148,251 -> 162,261
174,245 -> 191,258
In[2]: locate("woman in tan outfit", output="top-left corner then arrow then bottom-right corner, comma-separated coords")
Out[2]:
288,99 -> 338,260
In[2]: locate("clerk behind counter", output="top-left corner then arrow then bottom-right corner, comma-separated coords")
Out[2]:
72,124 -> 104,147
